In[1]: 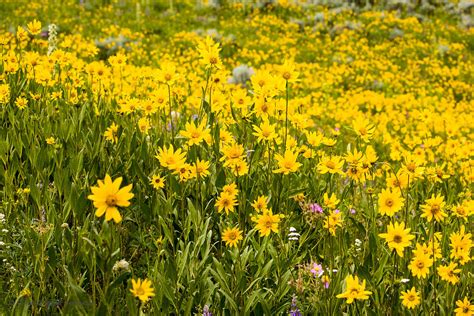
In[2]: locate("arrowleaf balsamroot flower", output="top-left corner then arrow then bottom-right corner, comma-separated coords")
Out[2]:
273,150 -> 302,174
437,262 -> 461,285
454,297 -> 474,316
27,19 -> 42,35
130,278 -> 155,302
378,222 -> 414,257
317,155 -> 344,175
180,120 -> 210,146
449,225 -> 472,265
215,192 -> 238,215
252,209 -> 283,237
221,227 -> 243,247
104,123 -> 119,143
336,275 -> 372,304
88,175 -> 134,223
252,119 -> 278,143
150,175 -> 165,190
400,287 -> 420,309
155,144 -> 187,171
420,193 -> 447,222
378,188 -> 404,216
408,253 -> 432,279
198,37 -> 222,69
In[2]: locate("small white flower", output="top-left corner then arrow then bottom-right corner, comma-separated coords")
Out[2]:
400,278 -> 410,283
289,227 -> 297,232
112,259 -> 130,272
1,229 -> 8,233
171,111 -> 180,120
0,241 -> 5,246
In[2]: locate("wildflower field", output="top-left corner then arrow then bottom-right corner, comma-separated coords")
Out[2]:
0,0 -> 473,315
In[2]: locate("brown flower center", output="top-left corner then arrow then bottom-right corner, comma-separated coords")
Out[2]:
106,195 -> 117,207
393,234 -> 402,243
264,219 -> 273,229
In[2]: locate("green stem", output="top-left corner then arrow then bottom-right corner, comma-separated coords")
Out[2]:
167,84 -> 174,145
284,80 -> 289,148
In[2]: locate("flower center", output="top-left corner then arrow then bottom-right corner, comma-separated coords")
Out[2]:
385,199 -> 394,207
135,287 -> 145,296
407,163 -> 416,172
416,261 -> 424,269
393,234 -> 402,243
326,161 -> 336,169
264,219 -> 273,229
106,195 -> 117,207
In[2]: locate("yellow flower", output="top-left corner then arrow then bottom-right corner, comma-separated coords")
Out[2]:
19,288 -> 31,298
130,278 -> 155,302
352,117 -> 376,143
46,137 -> 56,145
251,209 -> 282,237
454,297 -> 474,316
137,117 -> 150,134
408,253 -> 432,279
230,159 -> 249,177
15,96 -> 28,110
156,61 -> 179,85
437,262 -> 461,285
27,19 -> 41,35
222,227 -> 243,247
251,195 -> 269,213
386,171 -> 409,190
420,193 -> 447,222
191,159 -> 211,178
150,175 -> 165,190
336,275 -> 372,304
104,123 -> 119,143
220,142 -> 245,167
378,188 -> 404,216
317,155 -> 344,175
252,119 -> 278,143
449,225 -> 472,265
278,59 -> 299,83
400,287 -> 420,309
87,174 -> 134,223
197,37 -> 222,69
215,192 -> 238,215
222,183 -> 238,197
273,150 -> 302,174
323,210 -> 343,236
155,145 -> 187,171
323,192 -> 339,210
378,222 -> 414,257
180,120 -> 210,146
